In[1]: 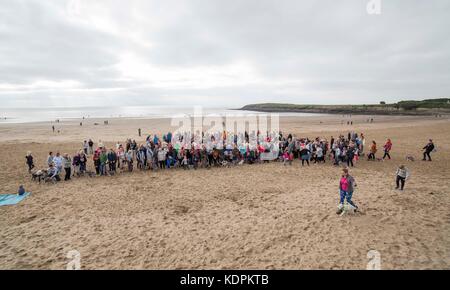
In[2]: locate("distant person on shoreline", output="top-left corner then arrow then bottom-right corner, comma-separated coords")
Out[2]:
138,128 -> 141,137
52,125 -> 55,133
422,139 -> 435,161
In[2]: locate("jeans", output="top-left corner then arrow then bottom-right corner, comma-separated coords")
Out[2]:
339,190 -> 357,208
423,151 -> 432,161
99,163 -> 106,175
109,162 -> 116,172
396,176 -> 406,190
347,158 -> 354,167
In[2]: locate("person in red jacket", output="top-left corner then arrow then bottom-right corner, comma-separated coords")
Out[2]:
383,139 -> 393,160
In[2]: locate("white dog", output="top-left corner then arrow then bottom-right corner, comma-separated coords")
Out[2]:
336,203 -> 357,216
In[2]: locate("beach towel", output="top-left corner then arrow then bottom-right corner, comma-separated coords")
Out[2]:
0,192 -> 31,206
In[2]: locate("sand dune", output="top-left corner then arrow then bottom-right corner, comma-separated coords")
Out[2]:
0,115 -> 449,269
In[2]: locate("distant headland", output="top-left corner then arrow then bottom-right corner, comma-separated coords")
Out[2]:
240,98 -> 450,116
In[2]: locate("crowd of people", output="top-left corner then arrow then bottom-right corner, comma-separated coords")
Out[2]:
25,131 -> 437,213
26,131 -> 437,178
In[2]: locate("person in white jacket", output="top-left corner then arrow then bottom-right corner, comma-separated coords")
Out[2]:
395,165 -> 410,191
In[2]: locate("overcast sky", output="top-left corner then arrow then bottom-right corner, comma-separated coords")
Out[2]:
1,0 -> 449,108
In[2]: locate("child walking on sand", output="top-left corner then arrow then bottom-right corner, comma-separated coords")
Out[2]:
395,165 -> 410,191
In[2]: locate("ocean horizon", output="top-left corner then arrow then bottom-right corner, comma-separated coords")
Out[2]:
0,106 -> 324,124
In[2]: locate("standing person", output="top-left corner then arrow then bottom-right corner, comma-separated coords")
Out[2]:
83,140 -> 88,154
99,149 -> 108,176
47,152 -> 54,167
63,153 -> 72,181
138,128 -> 141,137
383,139 -> 393,160
93,148 -> 101,175
52,125 -> 55,133
395,165 -> 410,191
367,141 -> 377,160
117,145 -> 125,171
126,150 -> 134,172
79,151 -> 87,174
359,133 -> 366,154
72,152 -> 80,177
299,144 -> 311,166
315,146 -> 324,164
88,139 -> 94,155
422,139 -> 435,161
53,152 -> 63,175
25,151 -> 35,172
107,149 -> 117,174
157,145 -> 167,169
346,146 -> 355,167
337,168 -> 358,214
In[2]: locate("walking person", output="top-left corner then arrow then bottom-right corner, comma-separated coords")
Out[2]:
383,139 -> 393,160
422,139 -> 435,161
367,141 -> 377,160
395,165 -> 410,191
337,168 -> 358,214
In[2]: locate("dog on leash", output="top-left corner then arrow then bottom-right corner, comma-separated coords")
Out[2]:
336,203 -> 357,216
406,155 -> 415,162
31,169 -> 47,183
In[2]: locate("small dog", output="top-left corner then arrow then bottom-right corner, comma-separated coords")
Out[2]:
406,155 -> 415,162
336,203 -> 357,216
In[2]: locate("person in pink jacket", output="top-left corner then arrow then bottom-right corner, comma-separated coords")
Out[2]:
383,139 -> 393,160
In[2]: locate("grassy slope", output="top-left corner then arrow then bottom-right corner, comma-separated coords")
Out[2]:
240,99 -> 450,115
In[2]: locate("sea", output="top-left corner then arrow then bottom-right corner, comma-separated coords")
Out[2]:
0,106 -> 324,124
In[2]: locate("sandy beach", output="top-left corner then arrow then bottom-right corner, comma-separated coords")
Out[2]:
0,114 -> 449,270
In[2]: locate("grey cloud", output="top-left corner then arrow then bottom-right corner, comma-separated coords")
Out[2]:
0,0 -> 449,108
